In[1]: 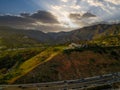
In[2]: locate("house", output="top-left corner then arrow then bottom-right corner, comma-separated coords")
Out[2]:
67,43 -> 88,49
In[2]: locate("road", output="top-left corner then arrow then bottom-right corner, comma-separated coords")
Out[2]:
0,72 -> 120,90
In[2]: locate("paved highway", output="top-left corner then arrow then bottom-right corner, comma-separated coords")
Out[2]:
0,72 -> 120,90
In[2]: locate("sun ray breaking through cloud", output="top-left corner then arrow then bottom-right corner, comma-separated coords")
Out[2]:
31,0 -> 120,28
0,0 -> 120,32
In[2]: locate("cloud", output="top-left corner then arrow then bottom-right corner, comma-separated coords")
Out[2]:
0,15 -> 34,26
104,0 -> 120,5
69,13 -> 81,20
61,0 -> 68,3
69,12 -> 99,28
0,11 -> 62,32
30,11 -> 59,24
82,12 -> 96,18
20,13 -> 30,17
69,12 -> 97,20
40,0 -> 119,29
0,11 -> 59,24
0,0 -> 120,32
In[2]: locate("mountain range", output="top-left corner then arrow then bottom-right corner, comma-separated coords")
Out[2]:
0,23 -> 120,46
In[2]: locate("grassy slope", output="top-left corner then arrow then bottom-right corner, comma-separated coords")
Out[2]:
0,48 -> 44,70
6,46 -> 65,84
91,35 -> 120,46
0,26 -> 42,49
15,46 -> 120,84
0,47 -> 45,84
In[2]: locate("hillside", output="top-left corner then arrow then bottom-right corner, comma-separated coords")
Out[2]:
46,23 -> 120,44
0,46 -> 65,84
0,23 -> 120,45
0,47 -> 46,83
90,35 -> 120,47
12,45 -> 120,84
0,26 -> 46,49
0,23 -> 120,84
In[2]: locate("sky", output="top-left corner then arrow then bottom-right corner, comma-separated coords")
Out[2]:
0,0 -> 120,32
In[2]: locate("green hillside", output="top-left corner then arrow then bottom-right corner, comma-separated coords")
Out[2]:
0,46 -> 65,84
0,23 -> 120,45
0,47 -> 45,84
0,26 -> 42,49
91,35 -> 120,46
92,24 -> 120,39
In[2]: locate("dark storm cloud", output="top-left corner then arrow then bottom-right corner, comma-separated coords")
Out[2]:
82,12 -> 96,18
20,11 -> 59,24
69,12 -> 96,21
0,11 -> 59,30
69,13 -> 81,20
30,11 -> 59,24
0,15 -> 34,26
69,12 -> 98,28
20,13 -> 30,17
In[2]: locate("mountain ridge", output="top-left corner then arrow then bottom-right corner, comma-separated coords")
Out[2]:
0,23 -> 120,45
